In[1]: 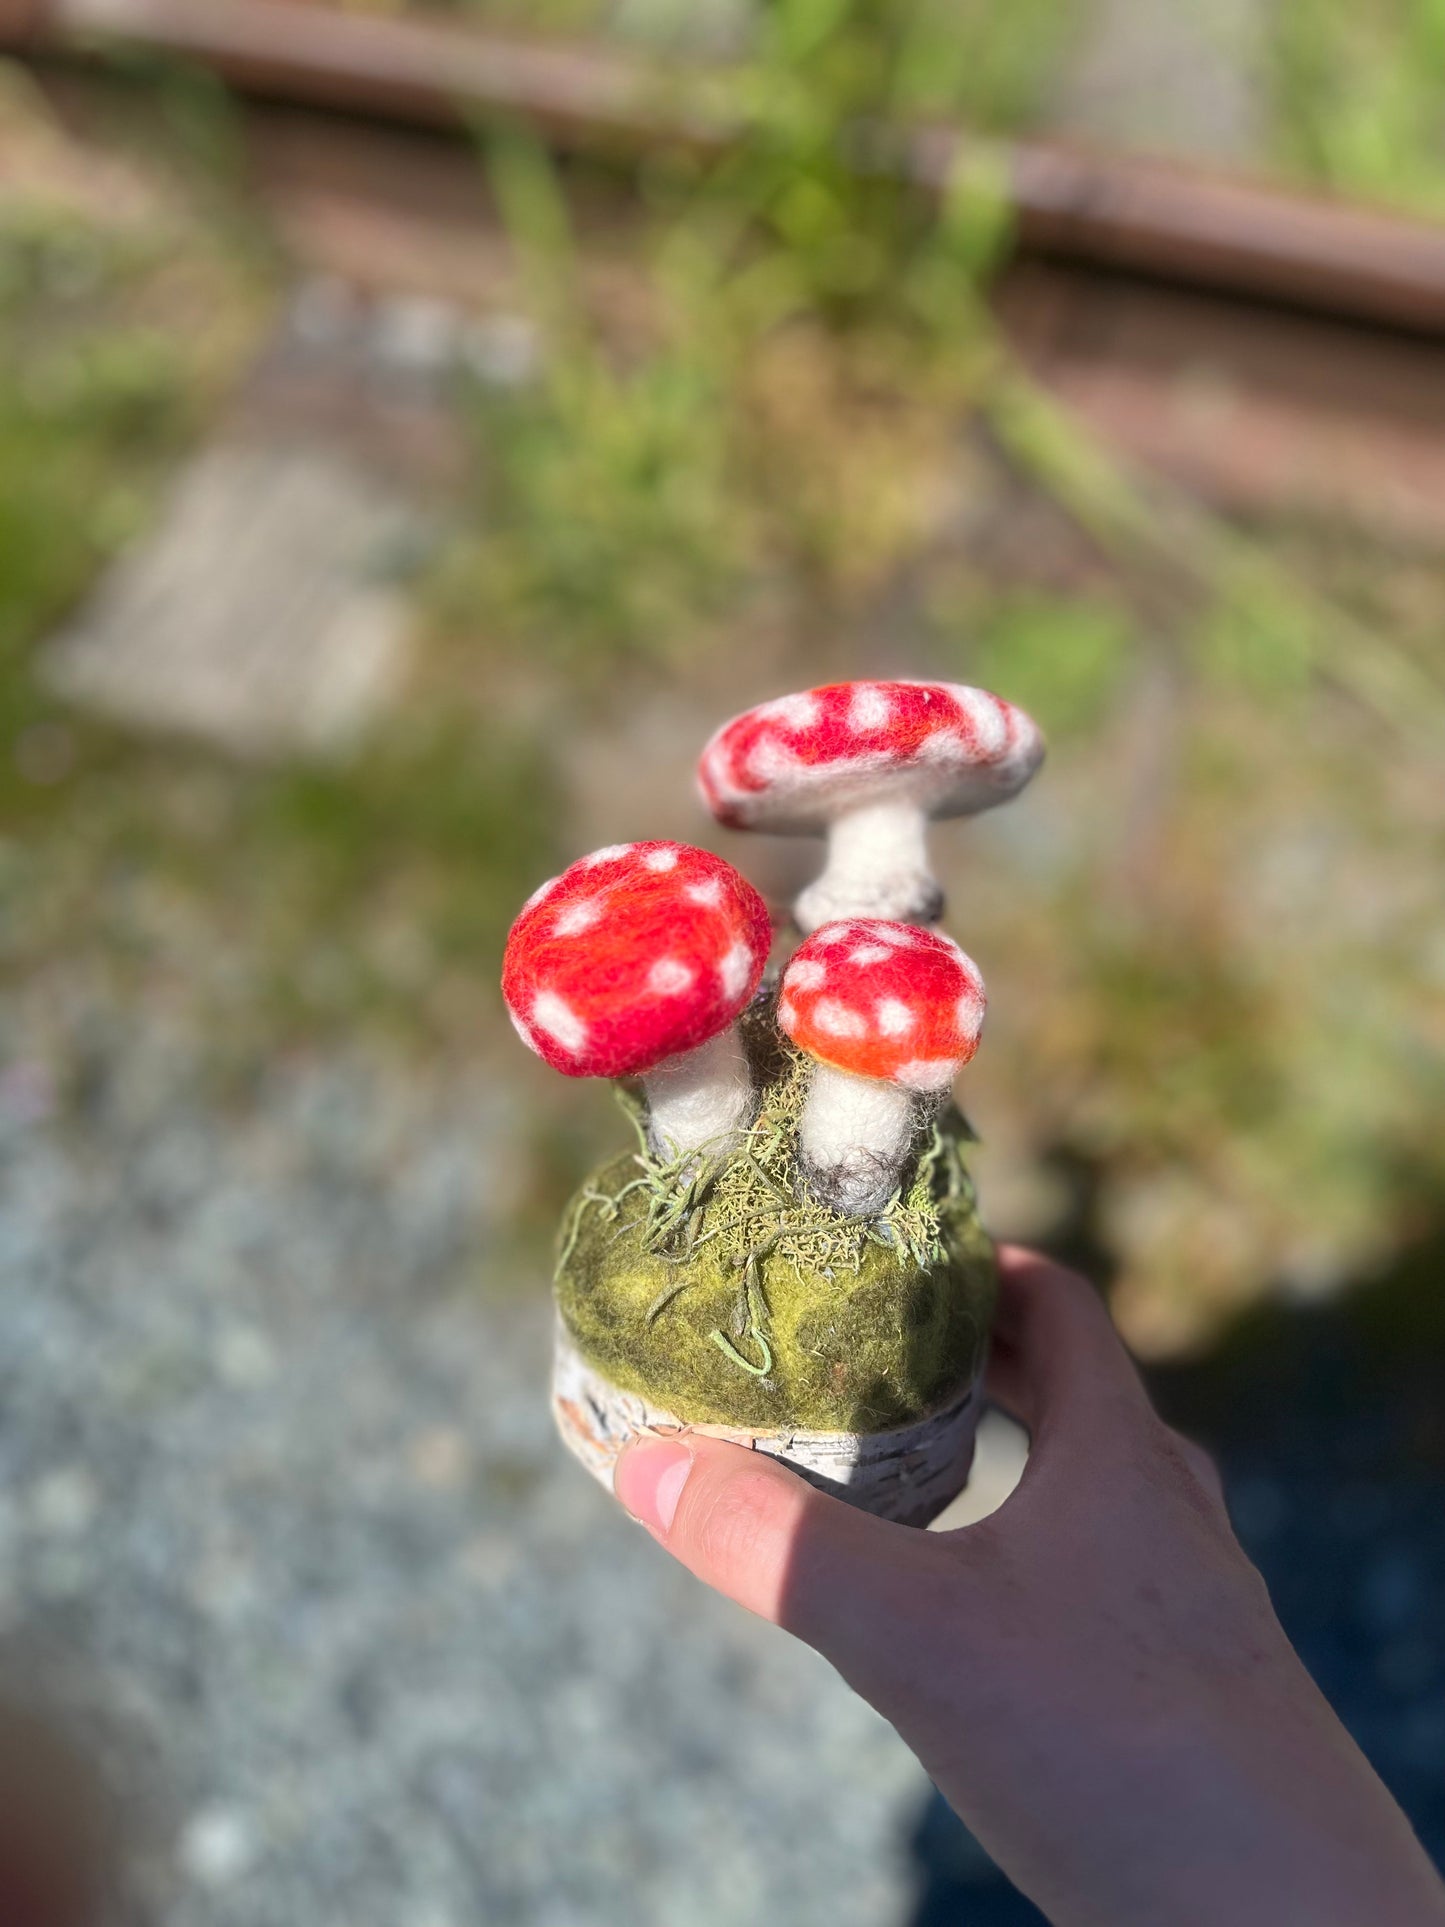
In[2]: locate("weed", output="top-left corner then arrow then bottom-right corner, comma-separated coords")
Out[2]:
0,211 -> 192,671
440,0 -> 1076,667
0,105 -> 560,1051
1268,0 -> 1445,215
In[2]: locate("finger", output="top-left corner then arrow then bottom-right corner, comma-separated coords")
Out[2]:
984,1246 -> 1152,1450
613,1434 -> 933,1662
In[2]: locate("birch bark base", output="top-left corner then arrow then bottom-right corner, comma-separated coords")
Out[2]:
552,1321 -> 985,1528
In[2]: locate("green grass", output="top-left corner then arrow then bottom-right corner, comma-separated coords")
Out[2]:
1268,0 -> 1445,214
0,113 -> 563,1052
1,709 -> 564,1058
432,334 -> 744,670
434,0 -> 1075,666
0,211 -> 195,672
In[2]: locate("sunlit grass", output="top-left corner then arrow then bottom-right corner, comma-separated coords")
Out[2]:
0,109 -> 561,1051
1268,0 -> 1445,215
0,213 -> 193,674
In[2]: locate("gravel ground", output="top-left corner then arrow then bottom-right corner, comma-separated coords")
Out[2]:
0,1010 -> 928,1927
4,996 -> 1439,1927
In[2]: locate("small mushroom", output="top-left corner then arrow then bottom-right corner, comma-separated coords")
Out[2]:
778,918 -> 985,1216
502,841 -> 771,1163
697,680 -> 1043,933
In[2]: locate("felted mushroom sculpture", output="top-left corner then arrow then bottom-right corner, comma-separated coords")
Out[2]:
503,840 -> 771,1163
697,679 -> 1044,933
779,918 -> 986,1216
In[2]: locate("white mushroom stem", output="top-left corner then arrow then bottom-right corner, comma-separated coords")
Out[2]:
797,1061 -> 917,1217
643,1024 -> 754,1165
794,799 -> 941,934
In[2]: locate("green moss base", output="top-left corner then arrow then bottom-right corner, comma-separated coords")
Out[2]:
553,1053 -> 996,1434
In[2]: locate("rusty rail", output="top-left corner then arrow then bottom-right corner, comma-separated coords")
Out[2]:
6,0 -> 1445,335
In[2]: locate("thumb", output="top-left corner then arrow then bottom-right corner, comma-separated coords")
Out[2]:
614,1434 -> 935,1666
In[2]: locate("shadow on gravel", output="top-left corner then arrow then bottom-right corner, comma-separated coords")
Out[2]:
905,1222 -> 1445,1923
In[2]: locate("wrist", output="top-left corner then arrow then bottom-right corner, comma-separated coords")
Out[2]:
868,1656 -> 1445,1927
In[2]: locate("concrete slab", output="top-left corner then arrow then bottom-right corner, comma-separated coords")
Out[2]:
44,440 -> 421,757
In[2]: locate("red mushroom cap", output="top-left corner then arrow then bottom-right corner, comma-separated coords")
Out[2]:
697,680 -> 1043,833
777,919 -> 985,1091
502,841 -> 771,1078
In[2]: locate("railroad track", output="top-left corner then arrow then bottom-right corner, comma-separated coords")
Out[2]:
7,0 -> 1445,540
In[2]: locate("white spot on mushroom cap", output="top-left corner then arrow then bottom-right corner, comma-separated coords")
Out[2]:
649,959 -> 695,996
812,997 -> 869,1039
822,920 -> 916,951
642,846 -> 679,871
508,1007 -> 540,1055
718,941 -> 754,1001
685,877 -> 724,907
584,843 -> 634,866
847,684 -> 894,731
758,692 -> 822,730
785,957 -> 827,991
957,991 -> 985,1035
553,898 -> 603,936
746,733 -> 803,786
531,991 -> 588,1054
823,919 -> 873,945
848,943 -> 893,966
875,997 -> 916,1036
777,996 -> 799,1029
955,687 -> 1010,755
894,1057 -> 959,1092
917,726 -> 969,768
521,876 -> 559,913
701,736 -> 750,799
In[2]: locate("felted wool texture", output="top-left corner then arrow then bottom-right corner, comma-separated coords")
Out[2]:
791,797 -> 944,931
698,679 -> 1044,833
645,1024 -> 754,1159
808,798 -> 929,889
503,841 -> 771,1079
554,1060 -> 996,1434
796,1061 -> 916,1216
780,919 -> 985,1089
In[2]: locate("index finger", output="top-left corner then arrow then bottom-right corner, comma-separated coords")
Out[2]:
984,1246 -> 1153,1451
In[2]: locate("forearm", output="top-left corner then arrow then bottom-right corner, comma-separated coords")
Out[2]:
869,1648 -> 1445,1927
615,1254 -> 1445,1927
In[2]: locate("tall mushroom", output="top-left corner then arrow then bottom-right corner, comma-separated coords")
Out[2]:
502,841 -> 771,1163
778,918 -> 985,1216
697,679 -> 1043,933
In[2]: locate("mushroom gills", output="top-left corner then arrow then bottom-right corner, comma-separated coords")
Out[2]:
797,1060 -> 919,1217
643,1024 -> 755,1165
795,799 -> 942,933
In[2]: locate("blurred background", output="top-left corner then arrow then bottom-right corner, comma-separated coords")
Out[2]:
0,0 -> 1442,1919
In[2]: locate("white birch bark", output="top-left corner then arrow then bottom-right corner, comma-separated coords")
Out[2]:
552,1321 -> 985,1529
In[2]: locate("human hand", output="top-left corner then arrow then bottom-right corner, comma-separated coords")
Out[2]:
614,1247 -> 1445,1927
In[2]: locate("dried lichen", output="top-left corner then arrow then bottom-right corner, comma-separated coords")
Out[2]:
554,1044 -> 996,1433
